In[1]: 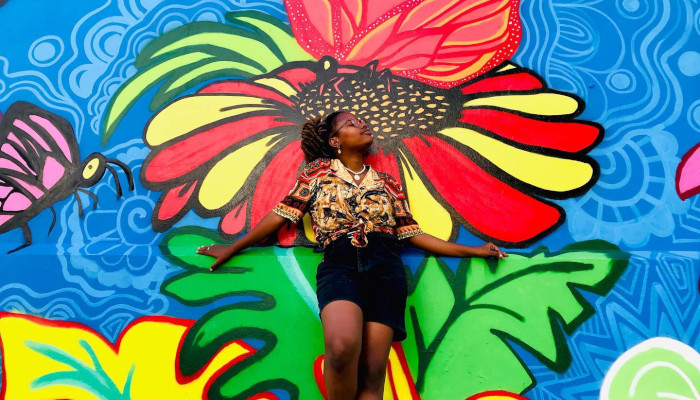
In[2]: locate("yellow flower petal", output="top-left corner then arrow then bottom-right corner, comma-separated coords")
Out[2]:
440,127 -> 594,192
462,93 -> 580,116
253,77 -> 298,97
399,150 -> 453,240
145,95 -> 276,146
199,134 -> 284,210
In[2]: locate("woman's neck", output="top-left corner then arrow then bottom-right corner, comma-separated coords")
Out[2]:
338,153 -> 364,171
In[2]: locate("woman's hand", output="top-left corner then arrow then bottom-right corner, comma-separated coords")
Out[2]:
408,233 -> 508,259
196,211 -> 289,272
196,244 -> 236,272
475,242 -> 508,259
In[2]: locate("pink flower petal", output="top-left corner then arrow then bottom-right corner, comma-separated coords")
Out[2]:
677,142 -> 700,200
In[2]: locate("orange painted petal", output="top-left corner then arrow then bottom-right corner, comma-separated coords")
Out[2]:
286,0 -> 522,87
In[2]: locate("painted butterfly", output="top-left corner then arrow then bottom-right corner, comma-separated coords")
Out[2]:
0,101 -> 134,253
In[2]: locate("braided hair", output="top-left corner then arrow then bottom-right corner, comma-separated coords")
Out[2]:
300,111 -> 345,163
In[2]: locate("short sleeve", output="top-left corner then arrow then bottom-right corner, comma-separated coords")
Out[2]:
384,174 -> 423,240
272,164 -> 316,224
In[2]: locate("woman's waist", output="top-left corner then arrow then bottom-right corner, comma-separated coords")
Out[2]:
321,226 -> 396,249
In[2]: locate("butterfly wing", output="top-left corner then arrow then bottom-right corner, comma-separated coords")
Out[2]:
285,0 -> 522,88
0,102 -> 79,232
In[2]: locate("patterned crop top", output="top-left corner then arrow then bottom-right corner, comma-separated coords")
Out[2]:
273,158 -> 423,247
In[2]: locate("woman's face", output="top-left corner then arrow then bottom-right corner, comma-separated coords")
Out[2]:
330,112 -> 373,153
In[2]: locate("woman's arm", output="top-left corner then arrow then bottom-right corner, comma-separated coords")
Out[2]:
197,211 -> 288,271
408,233 -> 508,259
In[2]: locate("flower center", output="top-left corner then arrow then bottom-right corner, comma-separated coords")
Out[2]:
294,61 -> 455,144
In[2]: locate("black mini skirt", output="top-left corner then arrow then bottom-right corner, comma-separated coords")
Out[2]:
316,231 -> 408,341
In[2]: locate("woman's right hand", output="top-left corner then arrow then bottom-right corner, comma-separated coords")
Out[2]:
196,244 -> 235,272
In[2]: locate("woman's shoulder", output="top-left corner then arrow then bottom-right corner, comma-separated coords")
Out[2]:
301,158 -> 334,178
374,170 -> 404,193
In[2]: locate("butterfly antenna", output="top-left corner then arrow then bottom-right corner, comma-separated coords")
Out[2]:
106,158 -> 135,191
73,191 -> 85,217
105,164 -> 123,199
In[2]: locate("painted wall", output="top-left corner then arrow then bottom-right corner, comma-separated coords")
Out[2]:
0,1 -> 698,399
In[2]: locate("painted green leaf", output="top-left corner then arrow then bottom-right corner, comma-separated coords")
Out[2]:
102,10 -> 314,144
403,255 -> 455,379
404,240 -> 629,399
160,226 -> 325,400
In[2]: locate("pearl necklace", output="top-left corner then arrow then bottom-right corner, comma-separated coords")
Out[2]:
343,163 -> 366,181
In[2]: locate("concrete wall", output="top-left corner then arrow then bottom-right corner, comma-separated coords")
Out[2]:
0,1 -> 697,399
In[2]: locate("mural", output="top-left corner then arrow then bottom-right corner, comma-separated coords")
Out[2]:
0,0 -> 697,399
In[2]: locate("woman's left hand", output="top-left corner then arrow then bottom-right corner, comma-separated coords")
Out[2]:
476,242 -> 508,259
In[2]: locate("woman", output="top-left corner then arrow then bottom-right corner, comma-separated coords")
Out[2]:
197,111 -> 507,400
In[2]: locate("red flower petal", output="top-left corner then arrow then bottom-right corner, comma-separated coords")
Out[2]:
199,81 -> 295,107
286,0 -> 522,87
156,181 -> 196,221
277,221 -> 299,246
366,145 -> 401,184
459,109 -> 602,152
460,72 -> 543,95
403,135 -> 563,245
251,141 -> 305,228
276,67 -> 319,92
220,201 -> 247,236
144,116 -> 295,183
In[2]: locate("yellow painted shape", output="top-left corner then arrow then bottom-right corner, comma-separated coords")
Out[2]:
398,151 -> 452,240
462,92 -> 580,116
303,213 -> 318,243
386,346 -> 417,399
253,77 -> 298,97
145,95 -> 275,146
440,128 -> 594,192
105,52 -> 214,134
200,134 -> 284,210
234,16 -> 315,63
0,314 -> 251,400
496,62 -> 517,72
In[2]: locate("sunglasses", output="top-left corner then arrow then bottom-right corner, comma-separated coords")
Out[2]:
329,117 -> 366,137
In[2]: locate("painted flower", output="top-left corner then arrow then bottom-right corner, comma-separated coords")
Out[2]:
286,0 -> 522,88
104,2 -> 602,247
677,142 -> 700,200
